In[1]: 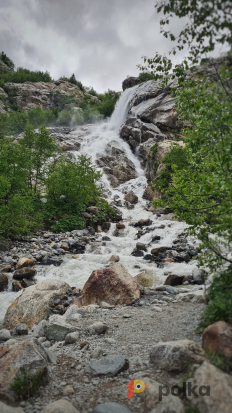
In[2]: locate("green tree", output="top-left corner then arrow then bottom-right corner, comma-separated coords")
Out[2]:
139,0 -> 232,83
0,51 -> 15,70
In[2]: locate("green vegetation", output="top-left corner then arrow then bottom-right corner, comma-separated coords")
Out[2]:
0,51 -> 14,70
59,73 -> 85,91
205,350 -> 230,373
0,67 -> 52,84
10,372 -> 44,400
0,125 -> 108,237
185,405 -> 200,413
90,198 -> 117,225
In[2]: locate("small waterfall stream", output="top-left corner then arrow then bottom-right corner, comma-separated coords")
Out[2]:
0,86 -> 199,322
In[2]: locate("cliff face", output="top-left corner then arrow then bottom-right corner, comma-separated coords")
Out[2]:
1,80 -> 98,113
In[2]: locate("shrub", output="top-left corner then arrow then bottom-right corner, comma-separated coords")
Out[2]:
205,350 -> 230,372
90,198 -> 117,224
0,67 -> 52,83
0,51 -> 14,70
10,372 -> 44,400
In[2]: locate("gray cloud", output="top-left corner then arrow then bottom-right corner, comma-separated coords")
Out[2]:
0,0 -> 184,92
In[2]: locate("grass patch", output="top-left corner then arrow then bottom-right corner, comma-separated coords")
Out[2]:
205,350 -> 230,373
10,371 -> 45,400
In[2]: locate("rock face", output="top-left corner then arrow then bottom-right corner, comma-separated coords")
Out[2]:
3,279 -> 70,329
77,264 -> 140,307
0,338 -> 48,401
202,321 -> 232,363
150,340 -> 205,372
187,361 -> 232,413
96,141 -> 137,187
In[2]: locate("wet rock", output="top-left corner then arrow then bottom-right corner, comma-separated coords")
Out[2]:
85,355 -> 129,376
131,249 -> 144,257
16,257 -> 35,270
152,235 -> 161,242
151,246 -> 169,255
44,257 -> 63,266
11,281 -> 23,292
135,219 -> 152,227
20,278 -> 35,288
42,399 -> 80,413
143,254 -> 153,261
77,264 -> 140,307
102,222 -> 111,232
124,192 -> 138,204
136,242 -> 147,251
0,273 -> 8,292
65,331 -> 80,344
13,267 -> 37,280
102,236 -> 111,241
88,322 -> 108,335
164,274 -> 184,286
122,76 -> 140,90
135,270 -> 156,288
202,321 -> 232,363
0,338 -> 48,401
150,340 -> 205,372
93,403 -> 133,413
0,402 -> 24,413
192,268 -> 205,284
186,361 -> 232,413
44,315 -> 77,341
3,279 -> 70,329
162,258 -> 175,263
110,255 -> 120,262
0,329 -> 11,342
116,223 -> 126,230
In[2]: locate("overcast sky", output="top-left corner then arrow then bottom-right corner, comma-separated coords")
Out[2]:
0,0 -> 225,93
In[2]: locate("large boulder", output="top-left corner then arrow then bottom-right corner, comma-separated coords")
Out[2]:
13,267 -> 37,280
124,192 -> 138,204
16,257 -> 35,270
164,274 -> 184,286
0,273 -> 8,292
0,402 -> 24,413
3,279 -> 70,329
186,361 -> 232,413
77,264 -> 140,307
150,340 -> 205,372
44,315 -> 77,341
42,399 -> 79,413
0,338 -> 48,401
202,321 -> 232,364
135,270 -> 160,288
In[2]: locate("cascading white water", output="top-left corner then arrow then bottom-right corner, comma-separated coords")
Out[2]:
0,85 -> 199,323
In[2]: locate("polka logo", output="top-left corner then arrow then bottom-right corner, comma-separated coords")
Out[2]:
127,380 -> 150,399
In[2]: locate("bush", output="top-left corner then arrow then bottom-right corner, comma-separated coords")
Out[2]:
59,74 -> 85,91
10,372 -> 44,400
0,51 -> 14,70
0,67 -> 52,83
90,198 -> 117,224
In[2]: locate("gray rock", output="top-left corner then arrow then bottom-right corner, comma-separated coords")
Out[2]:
4,338 -> 17,345
91,347 -> 104,359
0,402 -> 24,413
0,273 -> 8,292
44,315 -> 77,341
65,331 -> 80,344
12,322 -> 28,336
88,322 -> 108,335
93,403 -> 132,413
192,269 -> 205,284
0,329 -> 11,342
150,340 -> 205,372
31,320 -> 47,338
42,399 -> 80,413
85,355 -> 129,376
164,274 -> 184,286
63,305 -> 83,322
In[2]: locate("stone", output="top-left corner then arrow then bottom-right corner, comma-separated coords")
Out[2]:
186,361 -> 232,413
42,399 -> 80,413
162,258 -> 175,263
12,322 -> 28,336
0,338 -> 48,401
124,192 -> 138,204
192,268 -> 205,284
0,273 -> 8,292
135,219 -> 152,227
151,246 -> 168,255
135,271 -> 153,288
31,320 -> 47,338
63,385 -> 75,396
0,402 -> 24,413
151,306 -> 162,312
102,222 -> 111,232
45,257 -> 63,266
116,223 -> 125,230
93,403 -> 133,413
16,257 -> 35,270
150,340 -> 205,372
3,279 -> 70,329
65,331 -> 80,344
102,236 -> 111,241
136,242 -> 147,251
85,355 -> 129,376
77,264 -> 140,307
91,347 -> 103,359
164,274 -> 184,286
0,329 -> 11,342
202,321 -> 232,363
176,290 -> 205,303
110,255 -> 120,262
88,322 -> 108,335
63,305 -> 83,322
100,301 -> 114,309
44,315 -> 77,341
13,267 -> 37,280
80,340 -> 91,349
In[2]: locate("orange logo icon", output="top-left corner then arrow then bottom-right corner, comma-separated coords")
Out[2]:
127,380 -> 150,399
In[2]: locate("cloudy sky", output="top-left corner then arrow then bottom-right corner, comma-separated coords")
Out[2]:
0,0 -> 223,92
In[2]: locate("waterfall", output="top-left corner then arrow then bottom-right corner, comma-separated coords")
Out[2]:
109,85 -> 138,132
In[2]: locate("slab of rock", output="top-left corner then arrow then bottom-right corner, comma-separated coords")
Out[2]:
93,403 -> 132,413
85,355 -> 129,376
42,399 -> 80,413
202,321 -> 232,363
0,402 -> 24,413
16,257 -> 35,270
164,274 -> 184,286
176,290 -> 205,303
77,264 -> 140,307
44,315 -> 77,341
124,192 -> 138,204
0,273 -> 8,292
186,361 -> 232,413
0,338 -> 48,401
150,340 -> 205,372
3,279 -> 70,329
13,267 -> 37,280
